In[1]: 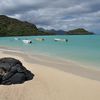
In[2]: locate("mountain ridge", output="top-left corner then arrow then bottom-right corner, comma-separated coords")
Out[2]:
0,15 -> 94,36
39,28 -> 94,35
0,15 -> 48,36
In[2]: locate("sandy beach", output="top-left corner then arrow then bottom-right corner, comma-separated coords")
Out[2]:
0,48 -> 100,100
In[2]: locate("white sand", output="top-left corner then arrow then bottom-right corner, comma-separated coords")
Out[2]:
0,51 -> 100,100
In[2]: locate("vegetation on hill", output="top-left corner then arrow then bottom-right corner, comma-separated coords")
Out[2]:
0,15 -> 54,36
0,15 -> 94,36
66,28 -> 94,35
39,28 -> 94,35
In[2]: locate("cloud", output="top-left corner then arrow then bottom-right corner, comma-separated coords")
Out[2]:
0,0 -> 100,33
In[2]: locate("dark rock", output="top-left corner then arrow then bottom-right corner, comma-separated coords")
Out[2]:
0,57 -> 34,85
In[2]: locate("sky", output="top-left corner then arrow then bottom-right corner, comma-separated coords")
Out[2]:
0,0 -> 100,34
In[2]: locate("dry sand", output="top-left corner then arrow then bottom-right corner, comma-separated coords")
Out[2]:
0,50 -> 100,100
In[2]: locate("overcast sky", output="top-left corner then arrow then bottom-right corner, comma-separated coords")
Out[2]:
0,0 -> 100,33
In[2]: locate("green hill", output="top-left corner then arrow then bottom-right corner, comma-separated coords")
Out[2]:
0,15 -> 52,36
66,28 -> 94,35
0,15 -> 94,36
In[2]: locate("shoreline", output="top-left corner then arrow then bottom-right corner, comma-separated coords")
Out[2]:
0,47 -> 100,100
0,46 -> 100,81
0,45 -> 99,71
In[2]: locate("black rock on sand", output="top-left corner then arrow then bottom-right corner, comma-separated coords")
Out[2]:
0,57 -> 34,85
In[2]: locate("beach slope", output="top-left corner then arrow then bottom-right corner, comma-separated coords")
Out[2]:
0,51 -> 100,100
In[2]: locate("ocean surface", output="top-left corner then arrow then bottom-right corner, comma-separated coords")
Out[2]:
0,35 -> 100,70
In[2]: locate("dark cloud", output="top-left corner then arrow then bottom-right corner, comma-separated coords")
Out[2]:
0,0 -> 100,33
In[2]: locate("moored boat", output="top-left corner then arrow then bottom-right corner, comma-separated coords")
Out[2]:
14,37 -> 20,40
54,38 -> 68,42
22,40 -> 32,44
34,38 -> 45,41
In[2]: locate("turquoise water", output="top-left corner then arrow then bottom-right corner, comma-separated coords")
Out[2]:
0,35 -> 100,69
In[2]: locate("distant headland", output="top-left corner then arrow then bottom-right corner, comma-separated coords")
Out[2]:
0,15 -> 94,36
65,28 -> 94,35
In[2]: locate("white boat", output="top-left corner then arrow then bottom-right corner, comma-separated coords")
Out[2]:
54,38 -> 68,42
35,38 -> 45,41
14,37 -> 20,40
22,40 -> 32,44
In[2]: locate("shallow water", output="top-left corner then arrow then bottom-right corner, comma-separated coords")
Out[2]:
0,35 -> 100,69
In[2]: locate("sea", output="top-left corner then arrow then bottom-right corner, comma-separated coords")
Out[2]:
0,35 -> 100,70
